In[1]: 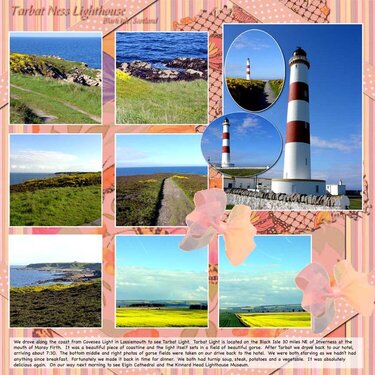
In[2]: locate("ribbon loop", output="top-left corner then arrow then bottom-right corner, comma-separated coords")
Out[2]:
295,260 -> 375,333
179,189 -> 256,266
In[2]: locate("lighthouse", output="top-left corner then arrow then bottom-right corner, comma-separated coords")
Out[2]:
283,47 -> 311,180
246,58 -> 250,80
271,47 -> 326,196
221,117 -> 233,168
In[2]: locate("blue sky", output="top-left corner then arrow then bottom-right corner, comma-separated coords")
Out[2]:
10,32 -> 101,38
116,236 -> 207,301
9,235 -> 102,265
220,235 -> 311,308
201,113 -> 282,167
116,134 -> 206,168
224,24 -> 362,190
225,29 -> 284,80
10,135 -> 102,173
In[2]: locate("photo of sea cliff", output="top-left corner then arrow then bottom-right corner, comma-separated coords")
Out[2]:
10,134 -> 102,226
10,32 -> 102,124
116,32 -> 208,124
116,134 -> 207,226
9,235 -> 102,327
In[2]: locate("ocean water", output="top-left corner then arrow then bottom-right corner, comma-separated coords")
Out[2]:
10,266 -> 64,287
116,166 -> 207,176
10,36 -> 101,69
116,32 -> 208,64
10,173 -> 56,186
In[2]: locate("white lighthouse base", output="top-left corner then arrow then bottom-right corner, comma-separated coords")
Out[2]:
271,179 -> 326,196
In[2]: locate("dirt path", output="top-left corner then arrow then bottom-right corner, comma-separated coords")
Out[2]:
156,178 -> 194,226
11,84 -> 101,123
263,81 -> 277,104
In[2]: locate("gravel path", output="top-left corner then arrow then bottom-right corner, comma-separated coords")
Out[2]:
263,81 -> 277,104
156,178 -> 194,226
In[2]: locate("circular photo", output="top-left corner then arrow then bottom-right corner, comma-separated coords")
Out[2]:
201,112 -> 282,178
225,29 -> 285,112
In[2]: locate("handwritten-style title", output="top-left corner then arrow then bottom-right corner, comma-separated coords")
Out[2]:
12,5 -> 126,21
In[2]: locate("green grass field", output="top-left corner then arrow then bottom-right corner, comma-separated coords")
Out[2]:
10,280 -> 101,327
348,197 -> 362,210
116,71 -> 208,124
116,308 -> 207,327
220,312 -> 310,328
10,73 -> 101,124
219,311 -> 246,327
10,173 -> 101,226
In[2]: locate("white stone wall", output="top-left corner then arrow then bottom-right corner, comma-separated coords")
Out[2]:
226,193 -> 350,210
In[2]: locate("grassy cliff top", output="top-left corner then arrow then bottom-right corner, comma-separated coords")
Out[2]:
10,52 -> 100,78
25,262 -> 101,271
11,172 -> 101,193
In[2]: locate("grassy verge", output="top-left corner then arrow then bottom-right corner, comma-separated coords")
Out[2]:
116,307 -> 207,327
10,73 -> 101,124
10,279 -> 101,327
116,173 -> 167,226
218,168 -> 267,177
171,174 -> 207,201
226,78 -> 265,110
10,173 -> 101,226
348,196 -> 362,210
268,79 -> 284,97
116,72 -> 208,124
10,97 -> 42,124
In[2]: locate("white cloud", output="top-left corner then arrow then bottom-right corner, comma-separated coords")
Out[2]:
10,149 -> 100,172
233,36 -> 271,51
235,117 -> 260,135
311,134 -> 361,153
116,266 -> 207,301
220,270 -> 302,308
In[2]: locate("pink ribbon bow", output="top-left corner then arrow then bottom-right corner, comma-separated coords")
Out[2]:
295,260 -> 375,333
179,188 -> 256,266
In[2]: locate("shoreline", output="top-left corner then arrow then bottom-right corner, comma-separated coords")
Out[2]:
117,57 -> 208,82
11,265 -> 101,287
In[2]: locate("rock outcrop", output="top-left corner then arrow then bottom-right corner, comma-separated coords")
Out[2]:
10,53 -> 102,87
118,57 -> 207,82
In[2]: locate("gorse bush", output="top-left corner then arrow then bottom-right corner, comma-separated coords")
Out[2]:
226,78 -> 266,110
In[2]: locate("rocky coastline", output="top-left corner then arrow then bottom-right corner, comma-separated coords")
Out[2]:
15,266 -> 101,285
117,57 -> 207,82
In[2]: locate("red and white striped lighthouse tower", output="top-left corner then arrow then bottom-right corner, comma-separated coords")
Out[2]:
246,57 -> 250,80
271,47 -> 326,195
283,47 -> 311,179
221,117 -> 232,167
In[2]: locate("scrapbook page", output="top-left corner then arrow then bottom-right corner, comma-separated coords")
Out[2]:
1,0 -> 374,374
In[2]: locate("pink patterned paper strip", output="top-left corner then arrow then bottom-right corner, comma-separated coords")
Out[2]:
68,0 -> 158,35
364,62 -> 375,99
0,73 -> 8,108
